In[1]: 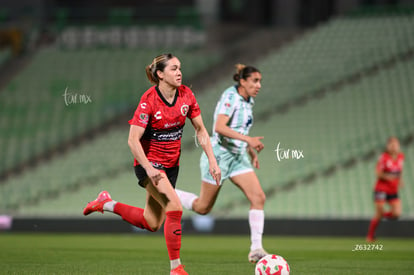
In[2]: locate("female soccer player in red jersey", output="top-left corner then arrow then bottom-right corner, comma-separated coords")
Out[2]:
367,137 -> 404,242
83,53 -> 221,275
176,64 -> 270,263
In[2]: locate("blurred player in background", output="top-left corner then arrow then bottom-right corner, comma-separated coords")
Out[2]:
367,137 -> 404,242
83,53 -> 221,275
176,64 -> 271,263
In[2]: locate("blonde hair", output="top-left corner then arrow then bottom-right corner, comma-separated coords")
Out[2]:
145,53 -> 175,85
233,63 -> 260,83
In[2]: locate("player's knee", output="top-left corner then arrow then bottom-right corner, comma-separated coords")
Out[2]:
197,205 -> 213,215
149,224 -> 161,232
375,212 -> 383,220
259,192 -> 266,205
391,213 -> 401,220
146,221 -> 163,232
168,201 -> 183,212
192,200 -> 213,215
375,208 -> 384,219
252,191 -> 266,208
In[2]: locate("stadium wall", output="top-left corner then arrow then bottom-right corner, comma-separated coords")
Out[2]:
5,217 -> 414,237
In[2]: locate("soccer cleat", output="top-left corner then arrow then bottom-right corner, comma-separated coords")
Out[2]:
248,248 -> 270,263
83,191 -> 112,216
170,265 -> 188,275
366,235 -> 376,243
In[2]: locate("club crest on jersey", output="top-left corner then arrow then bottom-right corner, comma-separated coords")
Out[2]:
150,162 -> 164,169
181,104 -> 189,116
139,113 -> 149,123
154,111 -> 162,120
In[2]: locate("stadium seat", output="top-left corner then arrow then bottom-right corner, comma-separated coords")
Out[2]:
3,13 -> 414,219
0,47 -> 222,175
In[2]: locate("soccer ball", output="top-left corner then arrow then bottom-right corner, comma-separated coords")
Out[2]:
255,254 -> 290,275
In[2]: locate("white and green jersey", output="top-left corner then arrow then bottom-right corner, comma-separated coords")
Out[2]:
211,85 -> 254,154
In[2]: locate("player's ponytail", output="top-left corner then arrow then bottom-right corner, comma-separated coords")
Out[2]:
145,63 -> 157,85
233,63 -> 260,83
146,53 -> 175,85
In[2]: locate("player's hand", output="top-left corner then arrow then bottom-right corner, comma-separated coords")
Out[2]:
209,162 -> 221,186
251,155 -> 260,169
146,166 -> 163,186
247,136 -> 264,153
399,179 -> 404,189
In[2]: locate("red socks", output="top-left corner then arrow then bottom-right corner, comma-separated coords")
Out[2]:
113,203 -> 182,260
164,211 -> 182,260
113,202 -> 154,232
367,218 -> 380,238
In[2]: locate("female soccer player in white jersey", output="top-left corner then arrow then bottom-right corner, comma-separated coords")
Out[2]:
176,64 -> 270,263
83,53 -> 221,275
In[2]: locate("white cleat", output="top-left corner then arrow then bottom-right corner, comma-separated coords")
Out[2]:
248,248 -> 270,263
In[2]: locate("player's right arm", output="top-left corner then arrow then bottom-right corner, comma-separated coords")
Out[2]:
377,171 -> 399,181
128,124 -> 163,185
376,170 -> 395,181
215,114 -> 264,152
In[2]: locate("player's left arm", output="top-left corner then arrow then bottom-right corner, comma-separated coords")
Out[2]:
191,115 -> 221,185
399,155 -> 405,188
399,179 -> 404,189
399,167 -> 404,189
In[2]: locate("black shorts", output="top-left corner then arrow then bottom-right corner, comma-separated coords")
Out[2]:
134,164 -> 179,189
374,191 -> 399,202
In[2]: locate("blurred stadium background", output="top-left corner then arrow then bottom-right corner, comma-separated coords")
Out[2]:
0,0 -> 413,236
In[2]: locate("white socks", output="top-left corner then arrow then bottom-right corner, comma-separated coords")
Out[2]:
249,209 -> 264,251
175,191 -> 265,251
175,189 -> 198,211
103,201 -> 117,212
170,258 -> 181,270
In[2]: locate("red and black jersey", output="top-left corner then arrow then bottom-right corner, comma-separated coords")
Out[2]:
375,152 -> 404,194
129,85 -> 201,168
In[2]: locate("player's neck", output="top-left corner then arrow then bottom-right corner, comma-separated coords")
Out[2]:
388,151 -> 398,159
237,86 -> 249,101
158,83 -> 177,102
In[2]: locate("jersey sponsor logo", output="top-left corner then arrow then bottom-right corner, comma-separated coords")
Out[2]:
181,104 -> 189,116
139,113 -> 149,123
146,126 -> 184,141
140,102 -> 147,109
164,121 -> 181,128
154,111 -> 162,120
225,102 -> 231,108
388,171 -> 401,176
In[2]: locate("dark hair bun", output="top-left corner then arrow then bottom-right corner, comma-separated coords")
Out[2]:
233,74 -> 240,82
233,63 -> 260,83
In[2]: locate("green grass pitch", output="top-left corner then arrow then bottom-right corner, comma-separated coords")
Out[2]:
0,233 -> 413,274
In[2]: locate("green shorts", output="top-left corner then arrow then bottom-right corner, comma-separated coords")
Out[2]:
200,144 -> 253,185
